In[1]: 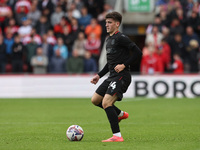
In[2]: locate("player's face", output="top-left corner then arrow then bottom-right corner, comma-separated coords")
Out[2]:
105,18 -> 120,35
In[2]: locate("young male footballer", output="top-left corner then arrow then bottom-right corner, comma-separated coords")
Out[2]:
90,11 -> 142,142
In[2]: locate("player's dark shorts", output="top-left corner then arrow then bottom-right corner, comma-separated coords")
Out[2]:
96,72 -> 131,101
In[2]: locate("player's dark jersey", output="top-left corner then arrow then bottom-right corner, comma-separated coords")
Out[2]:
98,31 -> 142,79
106,32 -> 130,71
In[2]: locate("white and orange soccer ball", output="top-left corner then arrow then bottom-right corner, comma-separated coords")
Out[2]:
66,125 -> 84,141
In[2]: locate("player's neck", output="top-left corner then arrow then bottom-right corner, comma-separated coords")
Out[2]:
109,29 -> 119,36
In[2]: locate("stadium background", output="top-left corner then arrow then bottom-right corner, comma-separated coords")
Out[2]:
0,1 -> 200,150
0,0 -> 199,98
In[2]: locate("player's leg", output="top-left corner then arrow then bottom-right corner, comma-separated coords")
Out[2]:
92,80 -> 123,116
91,92 -> 121,112
91,92 -> 103,107
102,94 -> 124,142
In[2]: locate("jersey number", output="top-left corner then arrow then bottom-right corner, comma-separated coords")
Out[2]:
109,81 -> 116,90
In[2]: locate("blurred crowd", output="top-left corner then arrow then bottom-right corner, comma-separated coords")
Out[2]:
141,0 -> 200,74
1,0 -> 200,75
0,0 -> 112,74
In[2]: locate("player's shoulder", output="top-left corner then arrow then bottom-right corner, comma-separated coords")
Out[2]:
117,32 -> 129,39
116,32 -> 131,43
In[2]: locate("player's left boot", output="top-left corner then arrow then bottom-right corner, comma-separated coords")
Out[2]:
118,111 -> 129,122
102,135 -> 124,142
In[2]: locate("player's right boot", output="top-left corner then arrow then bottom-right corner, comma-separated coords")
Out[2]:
102,135 -> 124,142
118,111 -> 129,122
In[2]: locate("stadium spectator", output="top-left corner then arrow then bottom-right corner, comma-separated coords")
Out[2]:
170,33 -> 186,63
169,17 -> 184,36
175,7 -> 187,28
41,34 -> 54,63
50,5 -> 64,26
26,35 -> 38,72
53,37 -> 68,59
31,47 -> 48,74
27,3 -> 41,27
84,33 -> 101,61
54,16 -> 72,36
22,28 -> 42,45
11,34 -> 26,73
78,6 -> 92,30
49,49 -> 66,73
156,38 -> 171,72
140,46 -> 164,75
171,53 -> 184,74
4,18 -> 19,36
4,30 -> 14,58
84,51 -> 97,73
146,16 -> 163,34
38,0 -> 54,17
56,0 -> 67,11
70,17 -> 80,38
66,49 -> 84,74
68,2 -> 81,19
161,26 -> 173,45
65,9 -> 74,22
141,43 -> 152,57
73,0 -> 84,11
0,34 -> 6,73
186,39 -> 199,72
85,18 -> 102,40
35,15 -> 51,36
46,29 -> 57,46
145,25 -> 163,48
15,0 -> 31,14
61,26 -> 75,56
185,0 -> 197,17
83,0 -> 104,18
18,17 -> 32,38
159,9 -> 169,27
15,5 -> 28,26
186,11 -> 200,33
73,32 -> 86,57
41,7 -> 52,20
183,26 -> 200,49
0,1 -> 12,30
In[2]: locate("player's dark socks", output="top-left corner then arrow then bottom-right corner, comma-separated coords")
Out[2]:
113,105 -> 121,115
105,106 -> 120,134
97,102 -> 103,108
97,102 -> 121,116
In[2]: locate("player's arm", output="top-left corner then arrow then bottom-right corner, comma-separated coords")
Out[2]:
120,35 -> 142,67
124,42 -> 142,67
91,63 -> 109,84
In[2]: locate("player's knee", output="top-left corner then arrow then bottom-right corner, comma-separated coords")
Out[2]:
91,97 -> 98,106
102,101 -> 111,109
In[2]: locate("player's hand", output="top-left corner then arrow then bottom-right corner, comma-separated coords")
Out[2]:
114,64 -> 125,73
90,74 -> 100,85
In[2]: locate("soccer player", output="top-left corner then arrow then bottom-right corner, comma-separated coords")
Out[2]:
90,11 -> 142,142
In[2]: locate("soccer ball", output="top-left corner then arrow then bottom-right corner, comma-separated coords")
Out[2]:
66,125 -> 84,141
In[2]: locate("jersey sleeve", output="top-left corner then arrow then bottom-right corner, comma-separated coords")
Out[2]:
97,63 -> 109,78
118,34 -> 143,67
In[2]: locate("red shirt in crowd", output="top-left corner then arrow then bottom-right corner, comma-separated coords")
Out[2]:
140,53 -> 164,74
172,60 -> 184,74
0,4 -> 12,22
15,0 -> 31,14
157,42 -> 171,69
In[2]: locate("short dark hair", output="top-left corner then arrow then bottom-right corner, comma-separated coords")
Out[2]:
105,11 -> 122,24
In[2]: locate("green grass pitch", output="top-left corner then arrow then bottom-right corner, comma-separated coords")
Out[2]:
0,98 -> 200,150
